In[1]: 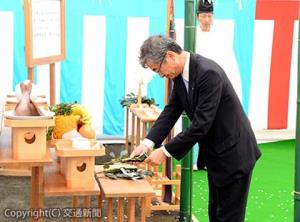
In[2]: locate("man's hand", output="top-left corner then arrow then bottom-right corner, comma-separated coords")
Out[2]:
145,147 -> 166,165
130,144 -> 151,158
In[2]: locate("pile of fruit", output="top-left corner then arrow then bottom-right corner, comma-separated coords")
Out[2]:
47,103 -> 95,139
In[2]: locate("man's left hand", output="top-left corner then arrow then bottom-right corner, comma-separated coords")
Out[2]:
145,147 -> 166,165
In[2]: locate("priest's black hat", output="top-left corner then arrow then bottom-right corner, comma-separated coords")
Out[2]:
197,0 -> 214,14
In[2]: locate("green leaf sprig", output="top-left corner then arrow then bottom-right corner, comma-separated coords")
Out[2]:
119,92 -> 157,107
49,103 -> 73,116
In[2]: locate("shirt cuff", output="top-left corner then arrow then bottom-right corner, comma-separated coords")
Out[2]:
142,138 -> 154,150
162,146 -> 172,157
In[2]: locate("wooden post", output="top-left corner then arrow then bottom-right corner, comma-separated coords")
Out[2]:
145,195 -> 152,217
49,63 -> 56,105
28,67 -> 34,82
175,165 -> 181,205
125,108 -> 129,151
118,198 -> 124,222
97,193 -> 102,222
30,166 -> 44,222
72,196 -> 78,222
127,198 -> 135,222
107,198 -> 113,222
136,119 -> 141,146
142,122 -> 147,139
137,82 -> 142,106
83,196 -> 91,222
164,0 -> 172,105
162,0 -> 175,205
131,114 -> 136,152
140,197 -> 147,222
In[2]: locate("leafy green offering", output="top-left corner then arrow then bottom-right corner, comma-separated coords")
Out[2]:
99,153 -> 152,180
49,103 -> 73,116
47,103 -> 74,140
102,165 -> 153,180
102,153 -> 148,169
120,92 -> 157,107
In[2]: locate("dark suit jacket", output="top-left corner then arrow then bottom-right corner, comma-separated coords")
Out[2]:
146,53 -> 261,186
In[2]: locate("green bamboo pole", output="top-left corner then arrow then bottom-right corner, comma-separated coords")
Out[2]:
180,114 -> 193,222
180,1 -> 196,221
294,10 -> 300,221
184,0 -> 196,53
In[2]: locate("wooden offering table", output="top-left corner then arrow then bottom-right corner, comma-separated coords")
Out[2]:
55,140 -> 105,189
44,164 -> 102,222
125,105 -> 181,213
95,165 -> 155,222
126,104 -> 160,152
1,109 -> 54,222
44,139 -> 105,222
0,128 -> 53,222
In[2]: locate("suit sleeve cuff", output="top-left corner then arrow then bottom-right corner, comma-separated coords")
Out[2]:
162,146 -> 172,157
142,138 -> 154,150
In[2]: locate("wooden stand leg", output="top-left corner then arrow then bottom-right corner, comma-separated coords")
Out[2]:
175,165 -> 181,205
118,198 -> 124,222
140,197 -> 147,222
30,166 -> 43,222
125,108 -> 129,151
145,196 -> 152,217
142,123 -> 147,139
136,119 -> 141,146
97,193 -> 102,222
49,63 -> 56,105
28,67 -> 34,82
127,198 -> 135,222
83,196 -> 91,222
72,196 -> 78,207
107,198 -> 113,222
72,197 -> 78,222
131,114 -> 136,152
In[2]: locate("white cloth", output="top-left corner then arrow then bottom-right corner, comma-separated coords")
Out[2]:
196,20 -> 242,100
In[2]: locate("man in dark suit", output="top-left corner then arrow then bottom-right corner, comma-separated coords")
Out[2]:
130,35 -> 261,222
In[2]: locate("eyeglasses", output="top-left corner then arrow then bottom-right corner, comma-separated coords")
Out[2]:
156,53 -> 167,75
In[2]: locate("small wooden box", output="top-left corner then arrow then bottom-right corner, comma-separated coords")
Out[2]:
55,140 -> 105,188
5,118 -> 54,160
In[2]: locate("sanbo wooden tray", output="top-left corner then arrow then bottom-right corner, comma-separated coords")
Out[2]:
55,140 -> 105,157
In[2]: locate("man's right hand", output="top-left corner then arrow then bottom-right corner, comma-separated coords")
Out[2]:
130,143 -> 151,158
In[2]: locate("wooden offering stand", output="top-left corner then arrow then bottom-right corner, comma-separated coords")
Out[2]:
5,118 -> 54,160
95,165 -> 155,222
44,140 -> 105,222
0,113 -> 55,222
125,104 -> 181,213
0,94 -> 50,176
126,104 -> 160,152
55,140 -> 105,188
142,164 -> 181,211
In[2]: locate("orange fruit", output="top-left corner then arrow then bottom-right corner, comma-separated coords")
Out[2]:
79,124 -> 96,139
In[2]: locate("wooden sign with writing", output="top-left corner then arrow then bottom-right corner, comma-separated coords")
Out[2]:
24,0 -> 66,67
